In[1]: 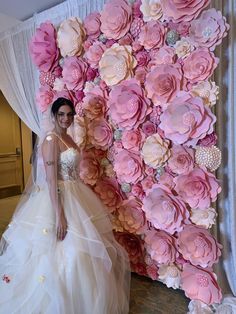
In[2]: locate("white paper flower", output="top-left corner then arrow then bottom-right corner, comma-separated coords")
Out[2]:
158,264 -> 181,289
187,300 -> 213,314
190,207 -> 217,228
175,37 -> 194,58
140,0 -> 163,22
191,81 -> 219,107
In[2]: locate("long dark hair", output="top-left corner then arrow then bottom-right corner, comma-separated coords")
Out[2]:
51,97 -> 76,116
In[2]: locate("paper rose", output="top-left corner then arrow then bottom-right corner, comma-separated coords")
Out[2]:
181,264 -> 222,304
29,22 -> 59,72
189,8 -> 229,51
57,17 -> 86,57
160,0 -> 210,23
82,87 -> 107,120
62,57 -> 88,90
174,167 -> 221,209
191,81 -> 219,107
94,178 -> 123,211
79,152 -> 101,185
84,41 -> 106,69
190,207 -> 217,229
145,230 -> 178,264
83,12 -> 101,39
118,197 -> 146,233
36,86 -> 54,112
73,116 -> 87,148
140,0 -> 163,22
167,145 -> 194,175
138,21 -> 165,50
174,37 -> 194,59
88,118 -> 113,150
114,149 -> 144,184
108,79 -> 151,129
141,133 -> 170,168
100,0 -> 132,40
158,264 -> 181,289
121,129 -> 144,151
143,184 -> 189,234
187,300 -> 213,314
177,225 -> 222,268
145,63 -> 186,106
183,48 -> 218,84
99,44 -> 137,86
159,92 -> 216,147
148,46 -> 176,68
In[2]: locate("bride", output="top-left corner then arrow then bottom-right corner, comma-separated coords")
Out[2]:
0,97 -> 130,314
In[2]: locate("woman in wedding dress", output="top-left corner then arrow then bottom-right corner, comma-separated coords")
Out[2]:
0,97 -> 130,314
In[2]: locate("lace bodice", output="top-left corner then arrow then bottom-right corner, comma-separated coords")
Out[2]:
58,148 -> 80,181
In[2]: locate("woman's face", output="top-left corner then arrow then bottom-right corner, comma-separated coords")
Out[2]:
56,105 -> 74,129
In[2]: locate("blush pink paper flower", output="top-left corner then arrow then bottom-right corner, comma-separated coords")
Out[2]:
121,129 -> 144,151
94,178 -> 123,211
114,149 -> 144,184
138,21 -> 165,50
36,86 -> 54,112
108,79 -> 151,130
148,46 -> 176,68
82,87 -> 107,120
174,167 -> 221,209
143,184 -> 189,234
181,264 -> 222,304
79,152 -> 102,186
160,0 -> 210,23
168,145 -> 194,175
177,225 -> 222,268
141,176 -> 155,191
159,92 -> 216,147
189,8 -> 230,51
145,63 -> 186,106
88,118 -> 113,150
145,230 -> 178,264
158,264 -> 181,289
183,48 -> 218,84
100,0 -> 132,40
84,41 -> 106,69
118,197 -> 146,233
62,57 -> 88,90
83,12 -> 101,39
29,22 -> 59,72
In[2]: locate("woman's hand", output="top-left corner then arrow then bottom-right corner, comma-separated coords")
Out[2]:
56,211 -> 68,241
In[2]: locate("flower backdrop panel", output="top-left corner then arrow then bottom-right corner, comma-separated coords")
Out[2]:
29,0 -> 229,309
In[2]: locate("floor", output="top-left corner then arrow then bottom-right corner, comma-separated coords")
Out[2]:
0,195 -> 189,314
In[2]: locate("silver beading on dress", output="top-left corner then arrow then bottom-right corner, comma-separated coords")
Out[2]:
58,148 -> 79,181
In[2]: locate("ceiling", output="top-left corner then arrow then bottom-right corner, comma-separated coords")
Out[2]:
0,0 -> 64,21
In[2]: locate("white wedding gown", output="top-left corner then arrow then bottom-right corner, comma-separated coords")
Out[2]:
0,146 -> 130,314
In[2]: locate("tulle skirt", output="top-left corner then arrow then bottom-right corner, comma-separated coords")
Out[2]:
0,179 -> 130,314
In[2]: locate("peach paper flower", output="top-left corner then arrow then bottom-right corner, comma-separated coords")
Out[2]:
88,118 -> 113,150
158,264 -> 181,289
140,0 -> 163,22
79,152 -> 101,185
181,264 -> 222,305
100,0 -> 132,40
190,81 -> 219,107
57,17 -> 86,57
82,87 -> 107,120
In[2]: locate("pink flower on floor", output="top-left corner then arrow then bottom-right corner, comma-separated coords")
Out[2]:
138,21 -> 165,50
145,230 -> 178,264
174,167 -> 221,209
189,8 -> 230,51
79,152 -> 101,186
143,184 -> 189,234
29,22 -> 59,72
159,92 -> 216,147
183,48 -> 218,84
83,12 -> 101,39
88,118 -> 113,150
181,264 -> 222,304
121,129 -> 144,151
84,41 -> 106,69
145,63 -> 186,106
168,145 -> 194,175
108,79 -> 151,130
177,225 -> 222,268
94,178 -> 123,211
160,0 -> 210,23
100,0 -> 132,40
36,86 -> 54,112
114,150 -> 144,184
62,57 -> 88,90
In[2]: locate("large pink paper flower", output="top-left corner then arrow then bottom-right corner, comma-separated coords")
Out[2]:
145,230 -> 178,264
36,86 -> 54,112
84,41 -> 106,69
145,63 -> 186,106
118,197 -> 146,233
148,46 -> 176,68
114,149 -> 144,184
177,225 -> 222,268
94,178 -> 123,211
79,152 -> 101,186
168,145 -> 194,175
83,12 -> 101,39
189,8 -> 230,51
29,22 -> 59,72
183,48 -> 218,84
100,0 -> 132,40
82,87 -> 107,120
138,21 -> 165,50
160,0 -> 210,23
181,264 -> 222,304
159,92 -> 216,146
121,129 -> 144,151
143,184 -> 189,234
174,167 -> 221,209
62,57 -> 88,90
108,79 -> 151,129
88,118 -> 113,150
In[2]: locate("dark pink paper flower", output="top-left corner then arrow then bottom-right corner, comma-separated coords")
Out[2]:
83,12 -> 101,39
62,57 -> 88,90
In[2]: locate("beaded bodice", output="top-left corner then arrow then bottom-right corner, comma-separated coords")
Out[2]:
58,148 -> 80,181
